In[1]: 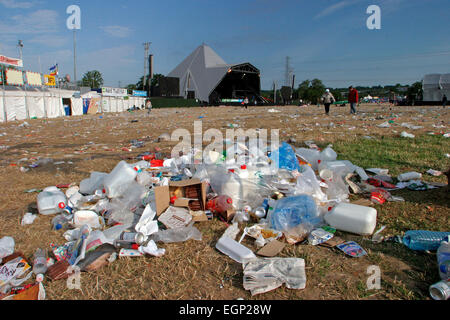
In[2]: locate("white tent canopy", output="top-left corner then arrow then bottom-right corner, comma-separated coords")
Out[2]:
0,87 -> 148,123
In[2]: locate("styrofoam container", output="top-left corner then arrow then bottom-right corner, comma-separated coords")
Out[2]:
325,203 -> 377,236
37,187 -> 68,216
216,237 -> 256,263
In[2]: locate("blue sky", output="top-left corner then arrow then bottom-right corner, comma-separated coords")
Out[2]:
0,0 -> 449,89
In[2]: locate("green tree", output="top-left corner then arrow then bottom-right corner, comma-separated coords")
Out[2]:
81,70 -> 103,88
136,74 -> 165,91
297,79 -> 326,104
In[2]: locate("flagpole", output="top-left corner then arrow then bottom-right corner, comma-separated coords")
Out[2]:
73,30 -> 77,84
1,66 -> 7,123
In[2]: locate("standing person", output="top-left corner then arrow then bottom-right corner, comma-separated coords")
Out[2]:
321,89 -> 335,115
146,99 -> 152,115
348,86 -> 359,114
243,97 -> 249,109
443,94 -> 447,108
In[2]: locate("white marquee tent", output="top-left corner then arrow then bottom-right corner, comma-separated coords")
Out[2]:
0,87 -> 147,123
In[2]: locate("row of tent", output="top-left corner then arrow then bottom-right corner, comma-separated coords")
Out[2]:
0,87 -> 147,123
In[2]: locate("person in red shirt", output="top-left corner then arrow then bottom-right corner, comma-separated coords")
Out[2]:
348,86 -> 359,114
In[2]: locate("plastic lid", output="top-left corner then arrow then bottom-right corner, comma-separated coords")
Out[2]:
55,224 -> 62,231
58,202 -> 66,209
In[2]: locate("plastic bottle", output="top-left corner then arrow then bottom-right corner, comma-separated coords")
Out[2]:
52,214 -> 71,231
397,172 -> 422,182
403,231 -> 450,251
79,172 -> 108,195
221,171 -> 244,210
238,165 -> 250,179
33,248 -> 48,275
103,161 -> 138,199
437,238 -> 450,280
207,195 -> 234,215
324,203 -> 378,236
37,187 -> 68,216
319,146 -> 338,163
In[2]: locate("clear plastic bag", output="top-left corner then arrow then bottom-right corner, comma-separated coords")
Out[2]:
268,195 -> 320,232
294,165 -> 328,202
150,223 -> 202,243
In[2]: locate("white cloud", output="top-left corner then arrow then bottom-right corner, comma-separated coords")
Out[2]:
0,0 -> 35,8
314,0 -> 358,19
100,25 -> 132,38
0,9 -> 60,34
28,35 -> 68,47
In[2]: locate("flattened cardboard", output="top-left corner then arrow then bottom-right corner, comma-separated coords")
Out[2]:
257,240 -> 286,257
319,236 -> 346,248
351,199 -> 374,207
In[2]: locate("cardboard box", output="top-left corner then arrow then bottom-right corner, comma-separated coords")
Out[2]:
154,179 -> 207,216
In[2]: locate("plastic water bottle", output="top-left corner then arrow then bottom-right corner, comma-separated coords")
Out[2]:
403,231 -> 450,251
33,248 -> 48,275
437,237 -> 450,280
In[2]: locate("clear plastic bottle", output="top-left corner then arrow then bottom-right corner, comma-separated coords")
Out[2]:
33,248 -> 48,275
437,238 -> 450,280
403,231 -> 450,251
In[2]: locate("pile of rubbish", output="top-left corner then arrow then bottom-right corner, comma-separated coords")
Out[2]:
1,140 -> 449,299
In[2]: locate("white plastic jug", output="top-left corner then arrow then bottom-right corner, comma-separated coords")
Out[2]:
221,172 -> 244,209
103,161 -> 138,199
37,187 -> 68,216
79,172 -> 108,195
325,203 -> 377,236
318,160 -> 356,177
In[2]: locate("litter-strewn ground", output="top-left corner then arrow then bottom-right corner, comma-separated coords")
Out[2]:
0,103 -> 449,300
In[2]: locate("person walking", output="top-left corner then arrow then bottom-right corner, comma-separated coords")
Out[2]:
443,94 -> 447,108
321,89 -> 335,115
243,97 -> 249,109
348,86 -> 359,114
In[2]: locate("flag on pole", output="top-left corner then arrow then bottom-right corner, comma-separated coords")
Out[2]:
49,64 -> 58,76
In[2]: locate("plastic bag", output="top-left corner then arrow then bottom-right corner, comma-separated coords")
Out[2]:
21,213 -> 37,226
151,223 -> 202,244
270,142 -> 301,172
268,195 -> 320,232
243,258 -> 307,296
0,237 -> 15,259
294,165 -> 327,202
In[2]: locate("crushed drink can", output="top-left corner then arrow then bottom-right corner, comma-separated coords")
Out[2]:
119,232 -> 146,245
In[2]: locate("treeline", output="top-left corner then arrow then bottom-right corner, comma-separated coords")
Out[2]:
262,79 -> 423,104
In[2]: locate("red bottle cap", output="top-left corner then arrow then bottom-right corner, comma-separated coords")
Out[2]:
229,169 -> 235,173
227,198 -> 233,204
132,244 -> 139,250
241,165 -> 247,170
58,202 -> 66,209
102,189 -> 106,194
170,196 -> 177,204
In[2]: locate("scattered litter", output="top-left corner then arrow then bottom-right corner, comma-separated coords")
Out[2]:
400,132 -> 415,139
